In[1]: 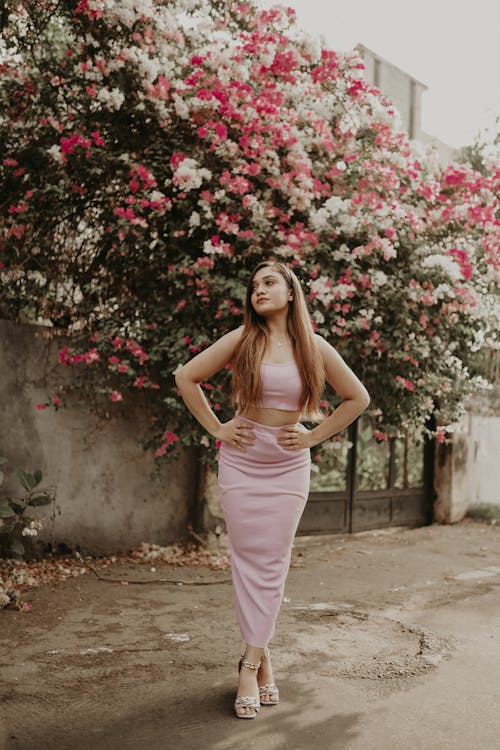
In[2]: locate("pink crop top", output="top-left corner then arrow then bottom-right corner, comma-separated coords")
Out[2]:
257,361 -> 303,411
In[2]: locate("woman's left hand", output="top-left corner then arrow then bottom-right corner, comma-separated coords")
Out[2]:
277,423 -> 313,451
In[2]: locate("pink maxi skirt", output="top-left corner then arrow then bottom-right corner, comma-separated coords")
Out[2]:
218,417 -> 311,648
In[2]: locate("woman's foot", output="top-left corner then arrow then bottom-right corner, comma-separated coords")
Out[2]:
257,647 -> 279,705
235,654 -> 262,718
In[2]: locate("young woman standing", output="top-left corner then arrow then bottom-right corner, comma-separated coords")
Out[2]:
175,260 -> 370,718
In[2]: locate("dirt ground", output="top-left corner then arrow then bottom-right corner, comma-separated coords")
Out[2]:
1,517 -> 500,750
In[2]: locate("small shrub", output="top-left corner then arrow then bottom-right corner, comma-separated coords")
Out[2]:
0,457 -> 54,559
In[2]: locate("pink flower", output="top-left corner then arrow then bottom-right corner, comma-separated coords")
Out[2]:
35,403 -> 47,411
436,427 -> 446,444
109,391 -> 123,402
52,396 -> 63,407
58,346 -> 70,365
8,225 -> 25,238
395,375 -> 415,391
83,348 -> 100,365
163,430 -> 179,446
108,356 -> 120,365
91,130 -> 104,147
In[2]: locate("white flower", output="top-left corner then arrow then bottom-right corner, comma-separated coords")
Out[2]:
324,196 -> 348,214
21,519 -> 43,537
47,145 -> 63,163
339,214 -> 358,235
335,282 -> 357,299
421,254 -> 462,282
189,211 -> 201,227
173,158 -> 212,191
310,207 -> 329,230
336,160 -> 347,172
150,190 -> 166,203
97,87 -> 125,110
371,271 -> 388,287
172,93 -> 190,120
359,308 -> 375,320
310,276 -> 334,306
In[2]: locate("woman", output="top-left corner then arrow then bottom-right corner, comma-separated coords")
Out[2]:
175,260 -> 370,718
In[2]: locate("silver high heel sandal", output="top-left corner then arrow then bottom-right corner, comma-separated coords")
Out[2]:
235,653 -> 262,719
258,647 -> 279,706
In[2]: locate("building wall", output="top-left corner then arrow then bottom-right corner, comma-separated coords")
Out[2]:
468,415 -> 500,507
0,319 -> 200,555
433,411 -> 500,523
357,43 -> 455,164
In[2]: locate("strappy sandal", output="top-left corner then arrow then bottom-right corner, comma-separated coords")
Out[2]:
258,647 -> 279,706
234,653 -> 262,719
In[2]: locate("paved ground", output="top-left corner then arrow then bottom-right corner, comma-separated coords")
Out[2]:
1,517 -> 500,750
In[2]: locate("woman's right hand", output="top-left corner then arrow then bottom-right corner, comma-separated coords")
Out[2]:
216,419 -> 256,452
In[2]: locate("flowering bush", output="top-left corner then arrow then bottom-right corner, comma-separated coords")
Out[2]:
0,457 -> 54,559
0,0 -> 498,465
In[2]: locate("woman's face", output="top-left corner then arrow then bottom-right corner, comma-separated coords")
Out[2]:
250,266 -> 292,316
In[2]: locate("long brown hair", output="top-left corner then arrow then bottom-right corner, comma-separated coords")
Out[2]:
231,261 -> 325,420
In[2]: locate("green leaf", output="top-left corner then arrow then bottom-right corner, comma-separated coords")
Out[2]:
0,517 -> 17,532
29,493 -> 52,507
0,502 -> 16,518
10,497 -> 27,512
17,469 -> 35,492
33,469 -> 43,485
10,537 -> 25,557
0,470 -> 4,487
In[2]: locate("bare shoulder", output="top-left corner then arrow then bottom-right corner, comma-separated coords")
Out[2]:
314,333 -> 337,356
314,333 -> 349,365
223,325 -> 245,345
314,334 -> 370,403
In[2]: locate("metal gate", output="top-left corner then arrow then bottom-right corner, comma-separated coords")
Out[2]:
297,414 -> 435,534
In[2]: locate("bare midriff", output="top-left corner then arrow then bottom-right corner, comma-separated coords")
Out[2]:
238,406 -> 301,427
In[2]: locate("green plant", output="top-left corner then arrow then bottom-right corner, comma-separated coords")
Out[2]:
0,457 -> 54,559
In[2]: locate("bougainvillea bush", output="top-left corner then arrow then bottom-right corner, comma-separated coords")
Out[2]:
0,0 -> 498,466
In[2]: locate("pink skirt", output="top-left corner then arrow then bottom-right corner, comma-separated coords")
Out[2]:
218,417 -> 311,647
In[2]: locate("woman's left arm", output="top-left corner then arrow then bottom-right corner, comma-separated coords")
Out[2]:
279,335 -> 370,451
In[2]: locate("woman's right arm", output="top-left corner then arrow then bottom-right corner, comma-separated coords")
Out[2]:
175,326 -> 255,450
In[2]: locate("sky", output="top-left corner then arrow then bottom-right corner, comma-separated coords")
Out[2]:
258,0 -> 500,149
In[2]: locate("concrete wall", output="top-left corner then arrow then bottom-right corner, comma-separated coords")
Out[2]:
469,415 -> 500,507
0,319 -> 200,555
433,410 -> 500,523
